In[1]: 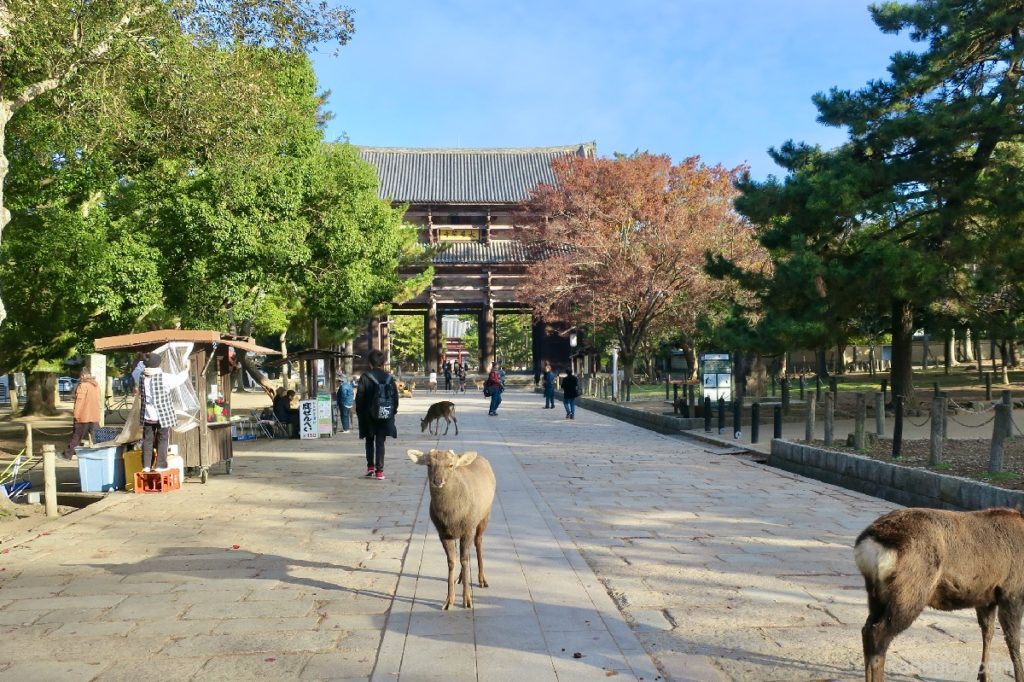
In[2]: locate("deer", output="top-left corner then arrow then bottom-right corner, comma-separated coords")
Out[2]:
421,401 -> 458,436
407,448 -> 495,609
854,507 -> 1024,682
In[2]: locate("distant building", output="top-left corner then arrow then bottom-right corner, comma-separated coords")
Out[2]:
356,143 -> 595,373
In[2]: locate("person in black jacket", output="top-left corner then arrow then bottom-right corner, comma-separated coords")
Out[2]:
356,350 -> 399,480
560,367 -> 580,420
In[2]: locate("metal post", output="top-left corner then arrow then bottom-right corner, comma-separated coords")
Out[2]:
751,402 -> 760,444
665,378 -> 670,401
892,395 -> 904,458
874,392 -> 885,436
933,381 -> 940,397
717,397 -> 725,435
43,443 -> 57,518
773,405 -> 782,439
770,375 -> 776,397
24,423 -> 33,460
732,398 -> 742,439
815,376 -> 821,402
611,346 -> 619,402
704,397 -> 712,433
985,373 -> 992,401
798,376 -> 805,401
880,379 -> 887,403
781,378 -> 790,416
673,383 -> 679,414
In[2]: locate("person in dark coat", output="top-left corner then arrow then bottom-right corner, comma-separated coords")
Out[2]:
356,349 -> 399,480
541,362 -> 556,409
560,367 -> 580,420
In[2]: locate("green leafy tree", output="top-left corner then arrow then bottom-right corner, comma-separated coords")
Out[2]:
495,314 -> 532,370
389,315 -> 424,373
0,0 -> 355,326
718,1 -> 1024,405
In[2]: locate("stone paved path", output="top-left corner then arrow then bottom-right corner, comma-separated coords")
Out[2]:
0,389 -> 1015,680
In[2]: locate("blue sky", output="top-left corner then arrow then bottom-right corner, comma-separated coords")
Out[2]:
313,1 -> 914,179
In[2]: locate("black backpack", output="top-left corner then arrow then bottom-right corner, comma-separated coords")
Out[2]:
366,373 -> 395,420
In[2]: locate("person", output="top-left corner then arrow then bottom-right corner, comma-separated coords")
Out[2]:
129,351 -> 146,394
337,372 -> 354,433
561,366 -> 580,420
272,387 -> 290,423
63,368 -> 100,460
542,362 -> 556,409
286,389 -> 300,438
485,363 -> 504,416
443,363 -> 452,393
456,362 -> 466,392
138,352 -> 190,471
356,349 -> 398,480
428,367 -> 438,393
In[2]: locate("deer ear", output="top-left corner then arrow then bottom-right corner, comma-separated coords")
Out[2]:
455,451 -> 478,467
407,449 -> 427,465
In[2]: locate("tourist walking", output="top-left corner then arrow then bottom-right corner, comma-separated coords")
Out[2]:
485,363 -> 504,415
337,372 -> 354,433
356,350 -> 398,480
444,363 -> 453,392
63,369 -> 100,460
541,362 -> 556,409
561,367 -> 580,420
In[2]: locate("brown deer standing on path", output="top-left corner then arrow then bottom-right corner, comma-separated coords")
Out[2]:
854,507 -> 1024,682
407,448 -> 495,609
421,401 -> 458,436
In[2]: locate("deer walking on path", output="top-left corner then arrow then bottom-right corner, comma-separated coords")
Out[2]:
421,401 -> 458,436
854,507 -> 1024,682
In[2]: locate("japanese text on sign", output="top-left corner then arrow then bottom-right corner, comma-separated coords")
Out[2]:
299,400 -> 318,439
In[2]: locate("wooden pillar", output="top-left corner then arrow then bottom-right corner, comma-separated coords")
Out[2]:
531,319 -> 543,379
480,304 -> 495,371
368,317 -> 380,352
381,318 -> 391,369
425,302 -> 439,372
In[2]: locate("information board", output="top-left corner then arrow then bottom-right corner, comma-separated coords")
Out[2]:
299,400 -> 319,439
317,394 -> 332,435
700,353 -> 732,403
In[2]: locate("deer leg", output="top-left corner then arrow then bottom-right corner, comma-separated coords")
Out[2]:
452,415 -> 458,435
475,512 -> 491,588
977,603 -> 997,682
443,417 -> 449,435
863,591 -> 922,682
441,537 -> 457,610
997,599 -> 1024,682
459,536 -> 473,608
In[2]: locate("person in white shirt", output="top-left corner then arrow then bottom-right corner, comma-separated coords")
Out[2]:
138,352 -> 190,471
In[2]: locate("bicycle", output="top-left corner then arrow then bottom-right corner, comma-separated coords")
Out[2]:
104,393 -> 135,422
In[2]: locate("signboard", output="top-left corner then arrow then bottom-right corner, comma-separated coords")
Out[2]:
299,400 -> 319,439
700,353 -> 732,403
317,394 -> 332,435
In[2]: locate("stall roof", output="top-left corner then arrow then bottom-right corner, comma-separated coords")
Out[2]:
94,330 -> 280,355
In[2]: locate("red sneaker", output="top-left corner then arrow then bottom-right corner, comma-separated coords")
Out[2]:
365,466 -> 375,477
374,470 -> 386,480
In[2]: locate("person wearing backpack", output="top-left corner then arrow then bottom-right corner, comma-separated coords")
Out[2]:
485,362 -> 504,416
356,350 -> 399,480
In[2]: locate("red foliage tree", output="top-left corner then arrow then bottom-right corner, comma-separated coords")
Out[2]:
518,152 -> 761,397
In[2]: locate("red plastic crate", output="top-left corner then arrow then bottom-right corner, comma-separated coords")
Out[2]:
134,470 -> 181,494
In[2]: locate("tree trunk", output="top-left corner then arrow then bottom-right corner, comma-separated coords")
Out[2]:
0,102 -> 12,327
23,372 -> 58,416
814,346 -> 827,376
683,345 -> 697,382
279,331 -> 290,391
746,353 -> 768,397
964,328 -> 975,361
889,300 -> 916,407
621,351 -> 634,401
240,354 -> 277,400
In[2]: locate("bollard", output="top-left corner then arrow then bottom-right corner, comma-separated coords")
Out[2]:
732,398 -> 742,439
771,375 -> 776,397
673,384 -> 679,414
940,391 -> 948,439
751,402 -> 760,444
829,377 -> 838,396
688,383 -> 696,416
798,375 -> 805,401
929,396 -> 944,466
781,378 -> 790,416
875,392 -> 885,436
805,394 -> 816,443
42,443 -> 57,518
1002,390 -> 1013,438
704,397 -> 712,433
24,423 -> 33,461
773,404 -> 782,439
665,378 -> 670,401
854,393 -> 866,450
717,397 -> 725,435
933,381 -> 940,397
681,394 -> 690,418
824,392 -> 835,446
880,379 -> 888,403
815,376 -> 821,402
892,395 -> 904,458
985,373 -> 992,401
990,403 -> 1010,473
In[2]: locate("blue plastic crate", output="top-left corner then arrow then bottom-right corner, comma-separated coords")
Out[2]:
76,446 -> 125,492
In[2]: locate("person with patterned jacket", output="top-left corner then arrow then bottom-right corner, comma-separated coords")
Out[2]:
138,352 -> 190,471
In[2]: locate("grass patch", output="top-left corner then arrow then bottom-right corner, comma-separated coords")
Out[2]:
979,471 -> 1022,482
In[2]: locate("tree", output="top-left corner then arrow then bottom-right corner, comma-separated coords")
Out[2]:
518,152 -> 762,399
719,1 -> 1024,405
390,315 -> 424,373
0,0 -> 355,327
495,314 -> 531,369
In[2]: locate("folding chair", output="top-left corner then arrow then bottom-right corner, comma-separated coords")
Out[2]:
254,410 -> 289,438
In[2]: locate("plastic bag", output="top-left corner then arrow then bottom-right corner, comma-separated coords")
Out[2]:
155,342 -> 201,432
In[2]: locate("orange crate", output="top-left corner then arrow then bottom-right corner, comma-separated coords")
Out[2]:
134,470 -> 181,494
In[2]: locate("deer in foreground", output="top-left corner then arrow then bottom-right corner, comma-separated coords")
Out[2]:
854,507 -> 1024,682
421,401 -> 458,436
407,448 -> 495,609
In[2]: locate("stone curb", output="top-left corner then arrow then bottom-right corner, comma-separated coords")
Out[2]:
535,387 -> 703,432
0,490 -> 137,549
769,439 -> 1024,510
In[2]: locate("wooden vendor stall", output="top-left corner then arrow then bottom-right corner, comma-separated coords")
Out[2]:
94,330 -> 280,483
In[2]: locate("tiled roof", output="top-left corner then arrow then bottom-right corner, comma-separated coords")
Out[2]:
357,143 -> 596,204
429,240 -> 556,265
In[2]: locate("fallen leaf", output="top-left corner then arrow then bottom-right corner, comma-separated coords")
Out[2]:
231,544 -> 240,550
264,657 -> 276,663
573,652 -> 583,659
